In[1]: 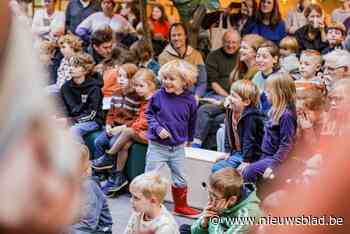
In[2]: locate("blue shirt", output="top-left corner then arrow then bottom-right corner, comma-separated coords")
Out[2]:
251,21 -> 287,44
146,87 -> 197,146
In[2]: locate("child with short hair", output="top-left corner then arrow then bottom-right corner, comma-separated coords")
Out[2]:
279,36 -> 300,75
145,59 -> 200,218
61,52 -> 104,144
66,144 -> 113,234
189,168 -> 262,234
130,38 -> 160,76
241,72 -> 297,183
92,69 -> 157,194
296,49 -> 323,86
212,80 -> 264,172
46,34 -> 83,94
252,40 -> 280,113
322,21 -> 347,54
124,172 -> 179,234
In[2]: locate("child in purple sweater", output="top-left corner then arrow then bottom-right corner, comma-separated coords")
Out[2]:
240,72 -> 297,183
145,60 -> 199,218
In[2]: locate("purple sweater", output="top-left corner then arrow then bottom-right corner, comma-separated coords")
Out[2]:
145,87 -> 197,146
261,107 -> 297,168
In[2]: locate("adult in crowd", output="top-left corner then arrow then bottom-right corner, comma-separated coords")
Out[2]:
149,3 -> 170,57
294,3 -> 328,52
0,3 -> 80,234
65,0 -> 101,34
32,0 -> 65,41
251,0 -> 286,44
286,0 -> 310,34
331,0 -> 350,24
76,0 -> 135,43
192,30 -> 240,149
158,22 -> 207,99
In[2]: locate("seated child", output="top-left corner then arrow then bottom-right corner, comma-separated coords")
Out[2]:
92,69 -> 157,194
322,49 -> 350,90
279,36 -> 300,78
252,40 -> 280,114
124,172 -> 179,234
296,49 -> 323,86
212,80 -> 264,172
322,21 -> 347,55
60,52 -> 104,143
46,34 -> 83,94
241,72 -> 297,184
130,38 -> 160,76
102,63 -> 138,98
65,144 -> 113,234
182,168 -> 262,234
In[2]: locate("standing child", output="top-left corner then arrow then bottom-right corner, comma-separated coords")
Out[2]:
61,52 -> 104,144
212,80 -> 265,172
124,172 -> 179,234
279,36 -> 300,76
241,72 -> 297,183
145,60 -> 199,218
92,69 -> 157,194
252,41 -> 280,113
66,144 -> 113,234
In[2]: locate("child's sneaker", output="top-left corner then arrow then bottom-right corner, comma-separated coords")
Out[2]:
101,172 -> 128,197
91,154 -> 114,170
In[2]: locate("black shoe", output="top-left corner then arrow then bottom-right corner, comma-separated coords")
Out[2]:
91,154 -> 114,170
108,172 -> 129,193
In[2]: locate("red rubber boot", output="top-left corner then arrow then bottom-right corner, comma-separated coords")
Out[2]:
171,185 -> 201,219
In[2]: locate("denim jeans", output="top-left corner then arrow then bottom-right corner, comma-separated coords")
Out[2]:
94,129 -> 121,159
194,104 -> 225,142
145,141 -> 187,187
211,152 -> 243,173
71,121 -> 99,144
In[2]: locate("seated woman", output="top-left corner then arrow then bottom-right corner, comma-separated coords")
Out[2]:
75,0 -> 135,43
294,3 -> 328,52
251,0 -> 286,45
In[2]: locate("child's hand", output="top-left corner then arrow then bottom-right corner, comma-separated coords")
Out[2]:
237,162 -> 250,174
298,111 -> 313,129
212,198 -> 230,213
201,204 -> 217,229
159,129 -> 171,139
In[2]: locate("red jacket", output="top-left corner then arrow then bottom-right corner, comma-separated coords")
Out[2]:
130,100 -> 149,140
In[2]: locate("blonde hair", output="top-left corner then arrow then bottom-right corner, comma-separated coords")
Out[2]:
133,68 -> 157,91
300,49 -> 322,65
159,60 -> 197,89
209,168 -> 243,199
58,34 -> 83,52
129,172 -> 169,203
266,72 -> 296,124
231,80 -> 260,108
279,36 -> 299,54
39,40 -> 57,56
69,52 -> 95,74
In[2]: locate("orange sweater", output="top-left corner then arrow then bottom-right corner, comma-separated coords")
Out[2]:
130,100 -> 149,140
102,69 -> 119,97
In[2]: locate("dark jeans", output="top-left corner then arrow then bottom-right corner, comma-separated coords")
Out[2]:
179,224 -> 191,234
194,103 -> 225,148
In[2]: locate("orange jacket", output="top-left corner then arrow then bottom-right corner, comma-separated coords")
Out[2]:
102,69 -> 119,97
130,100 -> 149,138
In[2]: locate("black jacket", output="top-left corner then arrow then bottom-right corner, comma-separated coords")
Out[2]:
226,106 -> 265,163
61,77 -> 103,126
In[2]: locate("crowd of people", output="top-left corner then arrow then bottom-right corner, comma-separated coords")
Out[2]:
6,0 -> 350,233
